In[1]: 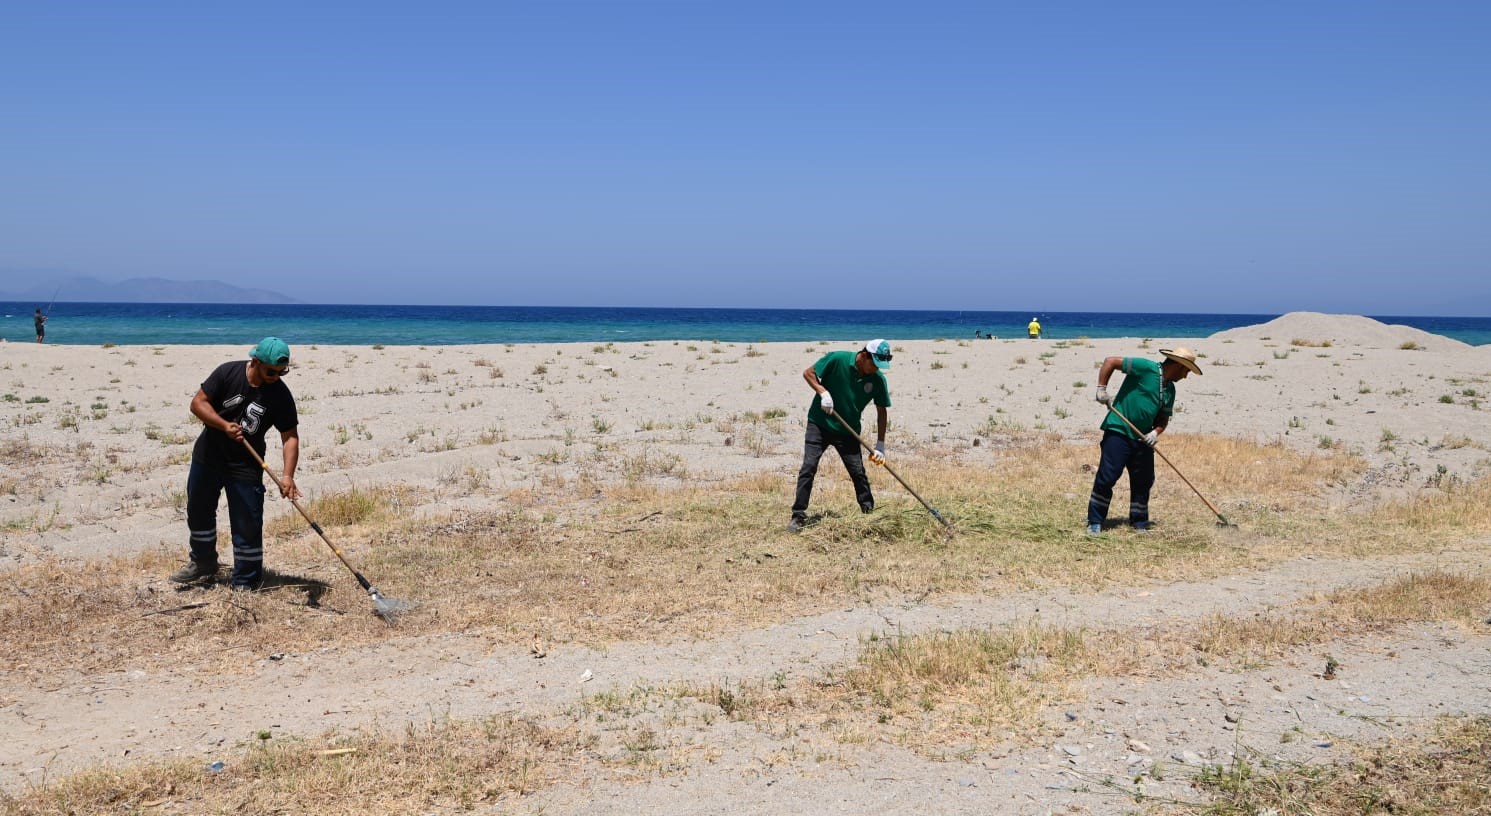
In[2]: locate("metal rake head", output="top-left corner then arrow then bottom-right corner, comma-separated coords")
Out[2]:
369,590 -> 412,623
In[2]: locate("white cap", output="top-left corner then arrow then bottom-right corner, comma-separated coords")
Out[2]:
864,339 -> 891,369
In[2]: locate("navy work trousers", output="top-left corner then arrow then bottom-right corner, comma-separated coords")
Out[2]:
1087,430 -> 1156,527
185,459 -> 267,588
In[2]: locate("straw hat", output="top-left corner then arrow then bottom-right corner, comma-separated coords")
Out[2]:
1159,347 -> 1202,375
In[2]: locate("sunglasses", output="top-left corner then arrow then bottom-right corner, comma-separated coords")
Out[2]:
258,361 -> 289,377
873,352 -> 893,362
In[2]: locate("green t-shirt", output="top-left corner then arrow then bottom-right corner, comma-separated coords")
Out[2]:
806,350 -> 891,435
1100,357 -> 1174,440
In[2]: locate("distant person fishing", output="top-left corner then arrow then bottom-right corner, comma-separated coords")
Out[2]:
35,286 -> 58,343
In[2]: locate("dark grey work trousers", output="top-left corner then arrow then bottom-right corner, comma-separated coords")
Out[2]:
791,421 -> 873,521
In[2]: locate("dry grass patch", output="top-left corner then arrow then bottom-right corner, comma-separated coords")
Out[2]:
5,436 -> 1487,683
807,623 -> 1100,755
0,547 -> 401,679
1187,571 -> 1491,669
672,571 -> 1489,759
1367,475 -> 1491,534
672,620 -> 1107,759
0,715 -> 579,816
264,484 -> 411,538
1171,714 -> 1491,816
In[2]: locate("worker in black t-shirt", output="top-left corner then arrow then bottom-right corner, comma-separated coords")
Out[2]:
169,337 -> 301,590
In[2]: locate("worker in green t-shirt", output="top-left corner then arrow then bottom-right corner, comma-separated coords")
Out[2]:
1086,347 -> 1202,534
789,340 -> 893,532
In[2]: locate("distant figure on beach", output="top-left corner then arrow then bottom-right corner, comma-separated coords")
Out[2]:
1087,347 -> 1201,535
789,339 -> 892,532
34,309 -> 46,343
1027,317 -> 1041,339
170,337 -> 301,591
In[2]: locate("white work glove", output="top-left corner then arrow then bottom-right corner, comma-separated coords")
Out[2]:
1143,430 -> 1159,447
1095,385 -> 1111,405
818,391 -> 834,414
869,441 -> 886,465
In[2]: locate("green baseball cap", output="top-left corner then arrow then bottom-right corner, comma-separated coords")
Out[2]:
250,336 -> 292,368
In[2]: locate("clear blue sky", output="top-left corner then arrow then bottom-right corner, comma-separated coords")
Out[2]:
3,2 -> 1488,314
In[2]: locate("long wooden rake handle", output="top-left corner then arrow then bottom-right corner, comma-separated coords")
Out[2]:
826,407 -> 952,529
1105,404 -> 1230,526
238,437 -> 378,594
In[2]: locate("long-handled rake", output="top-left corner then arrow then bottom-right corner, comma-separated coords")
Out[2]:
239,438 -> 409,622
827,407 -> 952,530
1106,404 -> 1235,528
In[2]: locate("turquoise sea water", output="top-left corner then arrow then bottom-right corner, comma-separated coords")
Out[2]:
5,303 -> 1491,346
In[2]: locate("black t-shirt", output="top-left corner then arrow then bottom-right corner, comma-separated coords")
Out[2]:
192,360 -> 298,482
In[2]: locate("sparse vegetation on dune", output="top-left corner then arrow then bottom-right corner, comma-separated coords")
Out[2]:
0,715 -> 578,816
2,435 -> 1485,681
675,571 -> 1489,758
4,427 -> 1491,811
1172,714 -> 1491,816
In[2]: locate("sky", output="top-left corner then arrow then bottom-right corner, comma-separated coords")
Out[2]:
2,2 -> 1489,314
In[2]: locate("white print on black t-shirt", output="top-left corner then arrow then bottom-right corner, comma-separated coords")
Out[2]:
222,395 -> 243,410
242,402 -> 266,435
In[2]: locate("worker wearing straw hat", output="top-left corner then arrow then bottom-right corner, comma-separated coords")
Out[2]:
1086,347 -> 1202,534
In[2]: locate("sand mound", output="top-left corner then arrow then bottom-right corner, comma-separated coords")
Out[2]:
1210,312 -> 1468,351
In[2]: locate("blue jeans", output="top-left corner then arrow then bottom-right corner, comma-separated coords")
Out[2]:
186,460 -> 266,587
792,421 -> 874,520
1087,430 -> 1155,527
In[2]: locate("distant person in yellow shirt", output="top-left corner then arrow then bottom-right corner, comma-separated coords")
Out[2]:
1027,317 -> 1041,339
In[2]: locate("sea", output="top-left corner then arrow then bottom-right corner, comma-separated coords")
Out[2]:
4,302 -> 1491,347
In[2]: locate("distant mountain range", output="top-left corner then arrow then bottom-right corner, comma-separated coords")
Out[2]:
0,276 -> 297,304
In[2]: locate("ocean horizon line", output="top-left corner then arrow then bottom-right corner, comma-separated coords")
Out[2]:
18,300 -> 1491,321
6,302 -> 1491,347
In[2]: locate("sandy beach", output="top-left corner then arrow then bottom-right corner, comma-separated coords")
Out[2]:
3,312 -> 1489,814
4,311 -> 1488,566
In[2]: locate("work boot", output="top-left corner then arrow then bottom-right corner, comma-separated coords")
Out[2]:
1086,523 -> 1102,536
786,518 -> 805,533
169,560 -> 219,584
1131,521 -> 1153,532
